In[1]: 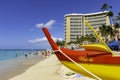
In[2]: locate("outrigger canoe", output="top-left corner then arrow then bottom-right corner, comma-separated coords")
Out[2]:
42,21 -> 120,80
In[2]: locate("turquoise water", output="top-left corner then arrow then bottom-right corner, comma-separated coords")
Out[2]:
0,49 -> 42,61
0,49 -> 44,80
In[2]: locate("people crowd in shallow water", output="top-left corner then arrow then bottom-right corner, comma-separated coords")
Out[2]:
41,50 -> 52,58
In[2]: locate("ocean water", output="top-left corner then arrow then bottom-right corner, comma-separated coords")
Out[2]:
0,49 -> 42,61
0,49 -> 45,80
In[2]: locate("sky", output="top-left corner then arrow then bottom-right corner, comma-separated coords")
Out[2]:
0,0 -> 120,49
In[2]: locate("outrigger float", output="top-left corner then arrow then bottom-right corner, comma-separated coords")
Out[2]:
42,20 -> 120,80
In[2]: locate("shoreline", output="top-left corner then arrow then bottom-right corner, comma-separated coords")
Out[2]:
0,54 -> 44,80
9,54 -> 62,80
9,54 -> 93,80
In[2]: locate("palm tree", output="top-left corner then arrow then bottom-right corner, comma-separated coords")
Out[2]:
100,3 -> 120,41
101,3 -> 112,11
99,25 -> 108,37
56,39 -> 65,47
89,34 -> 96,43
101,3 -> 114,24
99,24 -> 118,42
115,12 -> 120,27
114,23 -> 119,28
99,25 -> 111,42
110,12 -> 120,40
84,34 -> 90,42
116,12 -> 120,20
76,35 -> 85,44
106,11 -> 114,17
76,35 -> 80,44
77,34 -> 96,44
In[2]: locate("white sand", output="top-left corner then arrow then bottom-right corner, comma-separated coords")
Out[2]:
9,54 -> 94,80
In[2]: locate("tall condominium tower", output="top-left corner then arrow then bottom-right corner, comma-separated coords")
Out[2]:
64,11 -> 110,43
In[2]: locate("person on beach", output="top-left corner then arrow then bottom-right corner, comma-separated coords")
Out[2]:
24,53 -> 27,58
42,52 -> 44,55
41,50 -> 51,58
70,45 -> 74,50
45,51 -> 49,58
15,53 -> 18,58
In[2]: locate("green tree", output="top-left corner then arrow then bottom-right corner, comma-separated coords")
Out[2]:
84,34 -> 90,41
114,12 -> 120,27
76,35 -> 80,44
76,35 -> 85,44
99,25 -> 118,42
116,12 -> 120,20
101,3 -> 114,24
99,25 -> 110,41
99,3 -> 120,42
101,3 -> 112,11
114,23 -> 120,28
56,39 -> 65,47
76,34 -> 96,44
89,34 -> 96,43
99,25 -> 108,37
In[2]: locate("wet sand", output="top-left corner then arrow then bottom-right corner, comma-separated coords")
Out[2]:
9,54 -> 93,80
0,54 -> 44,80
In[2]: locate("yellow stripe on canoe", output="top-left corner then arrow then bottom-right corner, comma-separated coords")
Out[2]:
81,44 -> 111,53
61,61 -> 120,80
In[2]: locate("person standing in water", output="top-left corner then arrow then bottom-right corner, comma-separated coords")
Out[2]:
24,53 -> 27,58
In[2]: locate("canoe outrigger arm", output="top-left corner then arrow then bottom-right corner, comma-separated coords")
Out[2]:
53,46 -> 102,80
84,20 -> 115,55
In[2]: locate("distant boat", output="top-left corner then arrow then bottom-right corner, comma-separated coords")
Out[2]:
42,20 -> 120,80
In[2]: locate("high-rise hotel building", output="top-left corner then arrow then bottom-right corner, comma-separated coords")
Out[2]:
64,11 -> 110,43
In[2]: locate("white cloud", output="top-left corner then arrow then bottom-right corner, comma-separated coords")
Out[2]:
36,23 -> 44,28
28,36 -> 63,43
35,19 -> 56,29
51,36 -> 63,41
28,37 -> 47,43
44,20 -> 55,29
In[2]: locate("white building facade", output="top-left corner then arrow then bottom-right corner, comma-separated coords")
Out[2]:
64,11 -> 110,43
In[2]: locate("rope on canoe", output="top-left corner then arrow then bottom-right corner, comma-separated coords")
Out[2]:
54,46 -> 102,80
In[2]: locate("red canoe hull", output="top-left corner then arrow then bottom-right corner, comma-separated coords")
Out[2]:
42,27 -> 120,80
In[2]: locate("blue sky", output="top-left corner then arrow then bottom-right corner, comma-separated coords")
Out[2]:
0,0 -> 119,49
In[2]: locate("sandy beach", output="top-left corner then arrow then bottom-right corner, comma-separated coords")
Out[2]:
9,54 -> 94,80
0,54 -> 44,80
